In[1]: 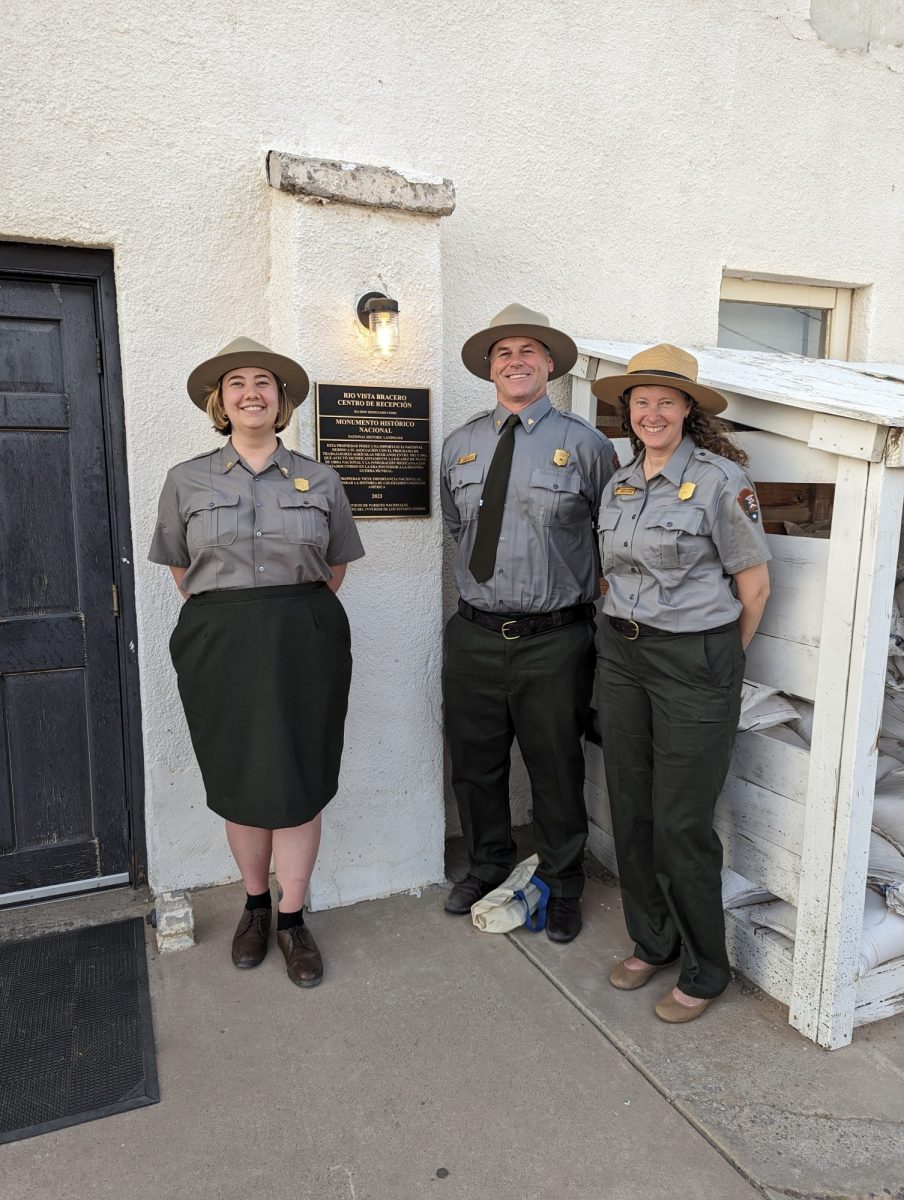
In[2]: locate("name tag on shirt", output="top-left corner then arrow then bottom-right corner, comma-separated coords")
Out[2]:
615,486 -> 637,496
457,452 -> 477,464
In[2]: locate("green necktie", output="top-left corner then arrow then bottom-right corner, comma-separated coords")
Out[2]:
468,412 -> 519,583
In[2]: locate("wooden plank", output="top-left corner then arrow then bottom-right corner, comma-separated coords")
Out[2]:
754,570 -> 826,648
737,430 -> 838,483
585,742 -> 608,792
814,460 -> 904,1048
725,911 -> 793,1004
585,777 -> 612,834
730,731 -> 809,804
790,456 -> 870,1045
570,376 -> 597,423
717,776 -> 805,857
576,339 -> 904,427
586,817 -> 618,877
853,956 -> 904,1025
571,354 -> 600,384
714,818 -> 800,904
743,633 -> 819,701
808,412 -> 887,462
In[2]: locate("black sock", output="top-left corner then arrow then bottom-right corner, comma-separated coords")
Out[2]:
277,907 -> 304,930
245,890 -> 272,911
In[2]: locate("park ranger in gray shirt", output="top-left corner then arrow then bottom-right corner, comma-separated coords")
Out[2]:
440,304 -> 618,942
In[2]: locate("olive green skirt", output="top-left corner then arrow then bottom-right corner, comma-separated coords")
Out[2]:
169,583 -> 352,829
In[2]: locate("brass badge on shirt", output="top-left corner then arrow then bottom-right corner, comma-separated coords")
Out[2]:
553,449 -> 570,467
615,486 -> 637,496
678,481 -> 696,501
294,477 -> 310,492
457,452 -> 477,465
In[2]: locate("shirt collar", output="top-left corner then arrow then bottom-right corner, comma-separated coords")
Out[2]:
221,437 -> 293,478
492,393 -> 551,435
625,434 -> 695,487
660,435 -> 696,485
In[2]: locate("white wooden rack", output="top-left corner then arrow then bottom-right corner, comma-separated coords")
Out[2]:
572,340 -> 904,1049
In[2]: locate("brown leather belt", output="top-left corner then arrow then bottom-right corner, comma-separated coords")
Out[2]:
458,600 -> 596,641
608,616 -> 737,641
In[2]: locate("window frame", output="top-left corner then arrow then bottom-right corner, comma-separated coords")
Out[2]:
719,277 -> 852,360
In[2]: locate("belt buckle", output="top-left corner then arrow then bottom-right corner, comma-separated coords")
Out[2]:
623,619 -> 640,641
501,620 -> 520,641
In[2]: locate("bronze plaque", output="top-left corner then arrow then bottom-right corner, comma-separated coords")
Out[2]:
315,383 -> 431,519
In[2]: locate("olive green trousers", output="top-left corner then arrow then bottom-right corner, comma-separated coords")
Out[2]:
597,619 -> 744,998
443,613 -> 596,898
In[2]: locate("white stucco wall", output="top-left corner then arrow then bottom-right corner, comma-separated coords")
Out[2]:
2,0 -> 902,900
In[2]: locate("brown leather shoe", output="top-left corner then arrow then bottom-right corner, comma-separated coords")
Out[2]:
276,922 -> 323,988
609,956 -> 677,991
654,990 -> 713,1023
231,906 -> 271,968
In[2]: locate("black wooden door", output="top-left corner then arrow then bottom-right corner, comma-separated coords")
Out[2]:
0,274 -> 130,895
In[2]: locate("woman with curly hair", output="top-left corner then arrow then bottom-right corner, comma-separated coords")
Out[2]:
591,345 -> 770,1023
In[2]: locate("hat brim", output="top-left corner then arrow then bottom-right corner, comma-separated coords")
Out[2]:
590,371 -> 727,415
187,349 -> 310,409
461,323 -> 578,381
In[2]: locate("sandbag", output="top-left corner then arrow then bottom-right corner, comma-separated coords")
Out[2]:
746,889 -> 904,978
737,682 -> 800,733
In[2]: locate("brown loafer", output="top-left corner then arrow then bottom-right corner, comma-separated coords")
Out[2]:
609,957 -> 676,991
277,922 -> 323,988
654,990 -> 713,1023
231,906 -> 271,968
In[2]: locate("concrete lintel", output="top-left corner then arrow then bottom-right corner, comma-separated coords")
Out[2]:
267,151 -> 456,217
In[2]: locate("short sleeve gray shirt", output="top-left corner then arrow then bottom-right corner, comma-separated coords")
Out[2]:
599,435 -> 771,632
148,438 -> 365,594
440,394 -> 618,614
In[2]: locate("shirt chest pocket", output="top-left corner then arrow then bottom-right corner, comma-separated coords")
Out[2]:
528,466 -> 583,526
186,493 -> 239,551
645,505 -> 705,572
596,506 -> 622,572
279,491 -> 330,549
448,461 -> 484,521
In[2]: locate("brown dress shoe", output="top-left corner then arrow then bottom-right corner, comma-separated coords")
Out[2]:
654,990 -> 713,1023
276,922 -> 323,988
609,956 -> 677,991
231,906 -> 271,968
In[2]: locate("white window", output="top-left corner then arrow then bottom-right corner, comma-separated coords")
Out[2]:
718,278 -> 852,360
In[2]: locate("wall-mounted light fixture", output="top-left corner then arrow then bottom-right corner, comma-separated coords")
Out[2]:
356,291 -> 400,357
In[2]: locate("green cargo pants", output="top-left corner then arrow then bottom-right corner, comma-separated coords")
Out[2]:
597,619 -> 744,998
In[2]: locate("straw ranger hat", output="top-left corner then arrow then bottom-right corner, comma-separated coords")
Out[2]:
186,336 -> 310,409
461,303 -> 578,381
590,344 -> 727,415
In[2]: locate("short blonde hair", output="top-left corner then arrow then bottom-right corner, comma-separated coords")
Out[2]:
205,373 -> 294,437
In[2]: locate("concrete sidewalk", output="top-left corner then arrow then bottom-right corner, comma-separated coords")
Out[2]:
2,864 -> 903,1199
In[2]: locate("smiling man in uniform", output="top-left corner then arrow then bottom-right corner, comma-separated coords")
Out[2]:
440,304 -> 618,942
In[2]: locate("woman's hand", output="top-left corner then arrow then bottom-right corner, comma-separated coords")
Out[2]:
326,563 -> 348,593
734,562 -> 771,648
168,565 -> 190,601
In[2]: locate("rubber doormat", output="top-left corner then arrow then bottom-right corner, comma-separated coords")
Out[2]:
0,918 -> 158,1143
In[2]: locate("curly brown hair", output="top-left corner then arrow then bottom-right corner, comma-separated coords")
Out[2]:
617,390 -> 748,466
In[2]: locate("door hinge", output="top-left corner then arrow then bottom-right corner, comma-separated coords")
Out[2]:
96,338 -> 104,375
112,583 -> 120,617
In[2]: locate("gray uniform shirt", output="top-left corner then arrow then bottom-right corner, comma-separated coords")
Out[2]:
149,438 -> 365,594
441,394 -> 617,614
599,435 -> 770,632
